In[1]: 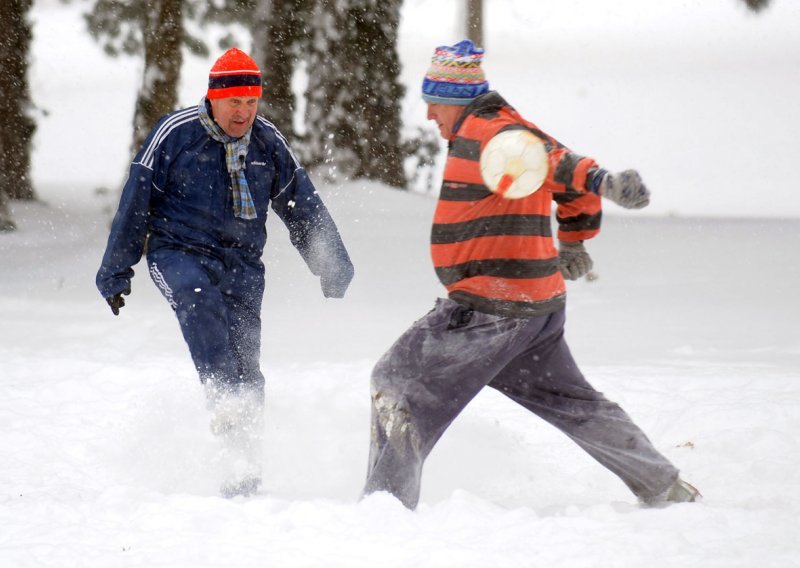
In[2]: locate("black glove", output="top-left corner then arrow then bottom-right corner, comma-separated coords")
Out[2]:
600,169 -> 650,209
106,287 -> 131,315
558,241 -> 593,281
321,264 -> 354,299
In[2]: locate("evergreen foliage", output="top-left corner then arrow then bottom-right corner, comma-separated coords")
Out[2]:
251,0 -> 312,140
2,0 -> 772,231
304,0 -> 408,188
85,0 -> 213,152
0,0 -> 36,232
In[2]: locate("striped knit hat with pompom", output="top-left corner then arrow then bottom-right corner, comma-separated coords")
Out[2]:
421,39 -> 489,105
207,48 -> 262,100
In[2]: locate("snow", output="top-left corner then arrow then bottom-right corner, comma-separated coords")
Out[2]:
3,1 -> 800,567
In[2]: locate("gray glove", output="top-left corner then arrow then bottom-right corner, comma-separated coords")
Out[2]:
600,169 -> 650,209
558,241 -> 593,281
321,263 -> 354,298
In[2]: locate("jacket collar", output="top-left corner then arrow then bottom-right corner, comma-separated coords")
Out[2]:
450,91 -> 510,139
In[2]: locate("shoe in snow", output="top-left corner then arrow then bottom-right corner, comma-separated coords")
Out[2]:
644,478 -> 701,506
220,475 -> 262,498
207,387 -> 265,499
663,478 -> 701,503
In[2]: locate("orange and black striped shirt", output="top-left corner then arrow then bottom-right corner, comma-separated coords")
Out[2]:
431,91 -> 603,318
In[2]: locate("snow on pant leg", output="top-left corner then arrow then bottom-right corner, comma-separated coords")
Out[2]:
147,248 -> 239,387
207,254 -> 267,494
363,298 -> 536,509
217,253 -> 266,401
487,309 -> 679,501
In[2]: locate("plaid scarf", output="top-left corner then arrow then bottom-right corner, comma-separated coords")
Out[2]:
197,97 -> 257,220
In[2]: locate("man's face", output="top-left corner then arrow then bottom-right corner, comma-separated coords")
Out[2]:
426,102 -> 465,140
210,96 -> 259,138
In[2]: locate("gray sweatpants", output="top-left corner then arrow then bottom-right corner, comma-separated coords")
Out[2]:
363,298 -> 679,509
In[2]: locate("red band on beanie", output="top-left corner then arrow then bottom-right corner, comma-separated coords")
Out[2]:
208,48 -> 263,100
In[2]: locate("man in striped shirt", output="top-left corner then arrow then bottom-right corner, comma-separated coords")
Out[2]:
363,40 -> 698,509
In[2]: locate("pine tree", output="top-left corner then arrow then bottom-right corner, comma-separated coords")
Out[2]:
132,0 -> 184,151
250,0 -> 311,141
304,0 -> 407,188
0,0 -> 37,231
85,0 -> 210,153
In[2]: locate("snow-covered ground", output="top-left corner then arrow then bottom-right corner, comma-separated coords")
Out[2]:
2,1 -> 800,567
3,183 -> 799,567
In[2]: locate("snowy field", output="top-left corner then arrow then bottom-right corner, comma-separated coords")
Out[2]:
3,184 -> 800,567
2,0 -> 800,567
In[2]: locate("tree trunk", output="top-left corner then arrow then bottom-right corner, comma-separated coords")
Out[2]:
0,0 -> 37,211
466,0 -> 483,48
251,0 -> 309,142
742,0 -> 771,11
0,189 -> 16,232
305,0 -> 407,188
131,0 -> 183,153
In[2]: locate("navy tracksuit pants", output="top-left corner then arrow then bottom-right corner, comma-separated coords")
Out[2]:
147,246 -> 266,397
363,298 -> 679,509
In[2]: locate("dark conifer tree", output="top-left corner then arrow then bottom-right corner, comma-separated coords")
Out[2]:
304,0 -> 407,188
0,0 -> 37,231
85,0 -> 211,153
250,0 -> 312,141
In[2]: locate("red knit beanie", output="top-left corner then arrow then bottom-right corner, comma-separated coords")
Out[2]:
207,48 -> 262,100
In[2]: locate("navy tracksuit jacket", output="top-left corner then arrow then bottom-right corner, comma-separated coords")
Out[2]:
96,101 -> 353,391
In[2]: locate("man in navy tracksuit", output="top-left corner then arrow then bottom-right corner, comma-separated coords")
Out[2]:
96,48 -> 354,497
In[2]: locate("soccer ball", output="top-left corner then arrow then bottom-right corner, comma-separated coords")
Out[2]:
479,129 -> 549,199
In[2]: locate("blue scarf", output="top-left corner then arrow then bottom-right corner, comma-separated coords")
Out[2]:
198,98 -> 257,220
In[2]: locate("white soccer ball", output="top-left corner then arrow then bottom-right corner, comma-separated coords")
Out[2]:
479,129 -> 549,199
